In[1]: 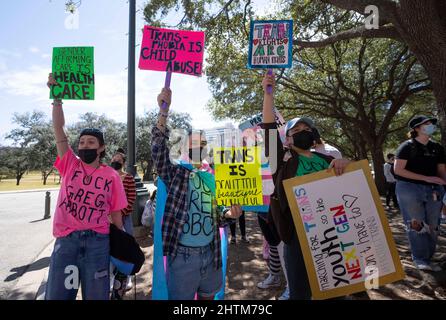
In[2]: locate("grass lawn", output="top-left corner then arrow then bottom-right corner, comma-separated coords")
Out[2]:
0,172 -> 60,191
0,169 -> 147,192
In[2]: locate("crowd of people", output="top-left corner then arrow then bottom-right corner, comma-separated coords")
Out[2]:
44,71 -> 445,300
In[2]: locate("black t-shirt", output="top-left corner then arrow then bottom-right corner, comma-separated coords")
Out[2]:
395,139 -> 446,185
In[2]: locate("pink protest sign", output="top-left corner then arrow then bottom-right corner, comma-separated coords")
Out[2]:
138,26 -> 205,77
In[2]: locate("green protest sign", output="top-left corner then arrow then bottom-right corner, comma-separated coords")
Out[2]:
50,47 -> 94,100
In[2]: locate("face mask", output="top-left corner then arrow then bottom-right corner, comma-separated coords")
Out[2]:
78,149 -> 98,164
189,147 -> 207,163
292,130 -> 315,150
110,161 -> 123,171
421,124 -> 436,136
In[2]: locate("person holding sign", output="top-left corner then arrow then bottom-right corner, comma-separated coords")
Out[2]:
151,88 -> 242,300
45,74 -> 128,300
260,72 -> 351,299
394,115 -> 446,272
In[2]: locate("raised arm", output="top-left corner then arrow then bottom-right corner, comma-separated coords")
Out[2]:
151,88 -> 175,185
262,71 -> 275,124
47,73 -> 69,157
260,71 -> 284,174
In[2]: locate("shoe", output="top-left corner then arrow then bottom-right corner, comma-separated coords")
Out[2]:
257,273 -> 281,289
230,238 -> 236,244
125,277 -> 133,291
277,286 -> 289,300
241,236 -> 250,243
415,261 -> 433,271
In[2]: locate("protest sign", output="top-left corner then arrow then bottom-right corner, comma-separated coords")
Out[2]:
283,160 -> 405,299
238,110 -> 286,212
248,20 -> 293,69
214,146 -> 263,206
50,46 -> 94,100
139,26 -> 205,76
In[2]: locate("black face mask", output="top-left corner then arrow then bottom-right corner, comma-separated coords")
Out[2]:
292,130 -> 315,150
189,147 -> 207,162
110,161 -> 123,171
78,149 -> 98,164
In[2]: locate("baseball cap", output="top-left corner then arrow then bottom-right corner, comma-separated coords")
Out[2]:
408,115 -> 437,130
285,117 -> 315,135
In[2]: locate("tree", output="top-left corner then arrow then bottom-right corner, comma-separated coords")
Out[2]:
143,0 -> 438,193
290,0 -> 446,145
0,147 -> 30,185
136,110 -> 192,181
28,122 -> 58,185
67,112 -> 127,163
5,111 -> 48,185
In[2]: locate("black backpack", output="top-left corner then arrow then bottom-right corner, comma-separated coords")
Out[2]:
110,224 -> 145,275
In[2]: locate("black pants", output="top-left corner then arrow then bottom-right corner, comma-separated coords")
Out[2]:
230,212 -> 246,238
386,182 -> 398,207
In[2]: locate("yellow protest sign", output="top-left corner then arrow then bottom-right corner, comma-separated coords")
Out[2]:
214,147 -> 263,206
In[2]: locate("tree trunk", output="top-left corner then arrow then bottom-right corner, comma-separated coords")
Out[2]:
370,146 -> 386,195
43,168 -> 53,185
396,0 -> 446,144
16,173 -> 23,186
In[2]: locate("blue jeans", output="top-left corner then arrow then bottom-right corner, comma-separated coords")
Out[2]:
123,214 -> 134,236
167,244 -> 222,300
396,180 -> 444,264
284,231 -> 311,300
45,230 -> 110,300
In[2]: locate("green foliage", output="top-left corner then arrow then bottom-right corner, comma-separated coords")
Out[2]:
2,109 -> 192,184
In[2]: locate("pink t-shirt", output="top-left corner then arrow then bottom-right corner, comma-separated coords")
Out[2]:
52,148 -> 128,238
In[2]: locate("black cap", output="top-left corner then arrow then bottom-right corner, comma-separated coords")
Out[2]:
79,128 -> 105,145
408,115 -> 437,130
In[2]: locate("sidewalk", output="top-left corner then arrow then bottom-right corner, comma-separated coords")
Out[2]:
7,239 -> 55,300
124,207 -> 446,300
10,203 -> 446,300
0,188 -> 60,195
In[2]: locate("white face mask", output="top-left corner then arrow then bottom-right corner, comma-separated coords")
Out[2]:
421,124 -> 436,136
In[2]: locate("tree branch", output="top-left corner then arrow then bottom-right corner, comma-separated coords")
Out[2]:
320,0 -> 398,23
294,25 -> 402,48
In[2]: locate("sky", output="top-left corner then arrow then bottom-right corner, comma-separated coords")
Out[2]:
0,0 -> 273,146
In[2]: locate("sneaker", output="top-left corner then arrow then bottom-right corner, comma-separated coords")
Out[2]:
230,238 -> 236,244
415,261 -> 433,271
125,277 -> 133,291
241,236 -> 250,243
277,286 -> 289,300
257,273 -> 281,289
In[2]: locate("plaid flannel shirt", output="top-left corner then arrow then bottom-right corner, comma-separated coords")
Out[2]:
151,126 -> 231,270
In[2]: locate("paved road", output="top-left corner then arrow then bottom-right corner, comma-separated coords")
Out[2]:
0,183 -> 155,300
0,190 -> 58,299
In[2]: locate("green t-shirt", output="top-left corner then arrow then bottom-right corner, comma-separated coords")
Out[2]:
296,153 -> 330,176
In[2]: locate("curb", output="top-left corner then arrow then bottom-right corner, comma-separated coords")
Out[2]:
7,239 -> 55,300
0,188 -> 60,195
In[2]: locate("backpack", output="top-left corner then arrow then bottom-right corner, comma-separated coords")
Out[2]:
268,151 -> 334,244
109,224 -> 145,275
141,199 -> 155,227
